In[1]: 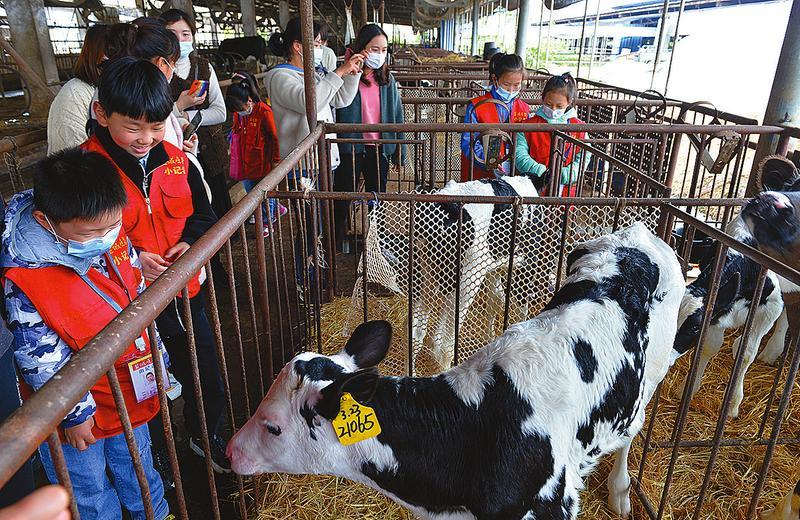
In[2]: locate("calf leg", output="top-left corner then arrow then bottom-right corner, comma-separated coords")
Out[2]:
729,300 -> 783,418
607,441 -> 632,518
759,307 -> 788,365
682,325 -> 725,399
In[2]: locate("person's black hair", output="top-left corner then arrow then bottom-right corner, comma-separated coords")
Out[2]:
319,23 -> 331,43
97,57 -> 173,123
488,52 -> 525,83
226,71 -> 261,112
105,18 -> 180,63
268,17 -> 321,59
351,24 -> 390,87
73,24 -> 108,86
542,72 -> 577,103
159,8 -> 196,35
34,148 -> 127,223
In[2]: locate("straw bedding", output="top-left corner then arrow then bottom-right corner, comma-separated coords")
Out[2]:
250,297 -> 799,520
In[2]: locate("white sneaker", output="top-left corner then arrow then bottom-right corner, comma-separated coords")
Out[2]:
166,372 -> 182,401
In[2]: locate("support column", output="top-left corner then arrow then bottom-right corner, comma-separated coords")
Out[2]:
515,0 -> 532,59
380,0 -> 385,26
361,0 -> 369,28
747,0 -> 800,195
170,0 -> 195,18
5,0 -> 58,117
279,0 -> 291,29
470,0 -> 480,56
241,0 -> 257,36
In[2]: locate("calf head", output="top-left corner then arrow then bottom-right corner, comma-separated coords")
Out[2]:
742,191 -> 800,271
672,271 -> 741,361
226,320 -> 392,476
759,155 -> 800,193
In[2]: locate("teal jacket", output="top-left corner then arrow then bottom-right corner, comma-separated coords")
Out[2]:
336,73 -> 406,165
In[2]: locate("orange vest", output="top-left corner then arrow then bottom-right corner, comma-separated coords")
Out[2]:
5,231 -> 159,439
232,101 -> 281,180
461,93 -> 530,182
82,136 -> 202,297
521,113 -> 586,169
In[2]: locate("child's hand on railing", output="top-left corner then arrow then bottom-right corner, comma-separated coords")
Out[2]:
164,242 -> 191,263
0,485 -> 70,520
139,252 -> 170,282
64,416 -> 96,451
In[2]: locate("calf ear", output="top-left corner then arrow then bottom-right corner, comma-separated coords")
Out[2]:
344,320 -> 392,368
760,157 -> 800,192
315,368 -> 380,421
712,272 -> 741,318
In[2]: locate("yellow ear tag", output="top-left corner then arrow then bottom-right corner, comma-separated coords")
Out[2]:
332,392 -> 382,446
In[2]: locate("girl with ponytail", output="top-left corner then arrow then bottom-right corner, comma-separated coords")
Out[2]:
515,72 -> 590,196
226,71 -> 283,236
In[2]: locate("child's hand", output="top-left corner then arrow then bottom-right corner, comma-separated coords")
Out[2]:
139,252 -> 170,281
183,132 -> 198,153
0,485 -> 70,520
164,242 -> 191,263
336,53 -> 365,77
65,416 -> 96,451
176,89 -> 207,111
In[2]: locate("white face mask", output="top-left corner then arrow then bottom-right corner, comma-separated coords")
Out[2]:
313,47 -> 324,67
179,41 -> 194,60
365,52 -> 387,70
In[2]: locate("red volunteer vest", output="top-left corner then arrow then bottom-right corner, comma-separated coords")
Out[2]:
82,136 -> 202,297
232,101 -> 281,181
5,231 -> 159,439
461,93 -> 530,182
522,114 -> 586,195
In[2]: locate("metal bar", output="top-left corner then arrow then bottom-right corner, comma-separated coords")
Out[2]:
503,201 -> 522,330
148,323 -> 188,520
180,287 -> 220,519
239,224 -> 265,395
651,437 -> 800,450
663,0 -> 686,95
254,199 -> 275,387
649,0 -> 670,90
692,267 -> 769,518
269,205 -> 288,366
453,203 -> 464,366
46,432 -> 80,520
105,368 -> 155,520
576,0 -> 590,77
587,0 -> 601,79
746,333 -> 800,519
311,198 -> 324,350
224,240 -> 251,416
407,199 -> 416,377
299,0 -> 317,131
330,122 -> 786,134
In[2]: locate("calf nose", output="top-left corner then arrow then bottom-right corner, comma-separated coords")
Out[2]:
760,191 -> 792,210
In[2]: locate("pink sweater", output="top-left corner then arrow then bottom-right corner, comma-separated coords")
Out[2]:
360,71 -> 381,142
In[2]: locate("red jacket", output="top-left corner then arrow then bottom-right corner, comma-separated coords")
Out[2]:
461,93 -> 530,182
521,114 -> 586,196
82,135 -> 203,297
232,101 -> 280,180
5,231 -> 159,439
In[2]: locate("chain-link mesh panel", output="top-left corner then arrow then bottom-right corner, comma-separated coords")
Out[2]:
345,198 -> 662,378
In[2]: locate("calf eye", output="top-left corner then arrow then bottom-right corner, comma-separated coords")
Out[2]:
264,421 -> 282,436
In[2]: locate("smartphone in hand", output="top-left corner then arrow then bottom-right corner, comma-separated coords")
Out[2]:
189,79 -> 209,97
183,111 -> 203,141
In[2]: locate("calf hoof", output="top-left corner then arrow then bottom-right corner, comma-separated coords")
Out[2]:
727,404 -> 740,420
757,350 -> 782,366
607,488 -> 631,518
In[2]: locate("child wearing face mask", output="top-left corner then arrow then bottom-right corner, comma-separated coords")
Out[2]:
0,148 -> 172,520
515,73 -> 589,196
334,24 -> 405,249
460,52 -> 530,182
226,71 -> 284,236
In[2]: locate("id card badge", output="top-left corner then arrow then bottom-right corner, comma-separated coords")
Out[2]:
128,352 -> 170,402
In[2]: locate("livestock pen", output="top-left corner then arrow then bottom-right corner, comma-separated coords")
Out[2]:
0,122 -> 798,520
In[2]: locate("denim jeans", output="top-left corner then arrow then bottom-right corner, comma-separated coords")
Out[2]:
39,424 -> 169,520
242,178 -> 279,223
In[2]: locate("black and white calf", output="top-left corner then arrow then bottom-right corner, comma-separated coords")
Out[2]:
672,217 -> 783,418
413,174 -> 540,370
227,223 -> 684,519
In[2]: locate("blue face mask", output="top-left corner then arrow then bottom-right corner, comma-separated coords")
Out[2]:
179,41 -> 194,60
494,85 -> 520,103
45,216 -> 121,259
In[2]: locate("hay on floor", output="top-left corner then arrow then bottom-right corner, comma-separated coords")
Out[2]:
251,297 -> 800,520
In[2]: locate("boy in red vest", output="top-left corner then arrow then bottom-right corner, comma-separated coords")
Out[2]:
1,149 -> 171,520
85,57 -> 228,472
460,52 -> 531,181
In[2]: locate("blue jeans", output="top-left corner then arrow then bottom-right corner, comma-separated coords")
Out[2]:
242,178 -> 279,222
39,424 -> 169,520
